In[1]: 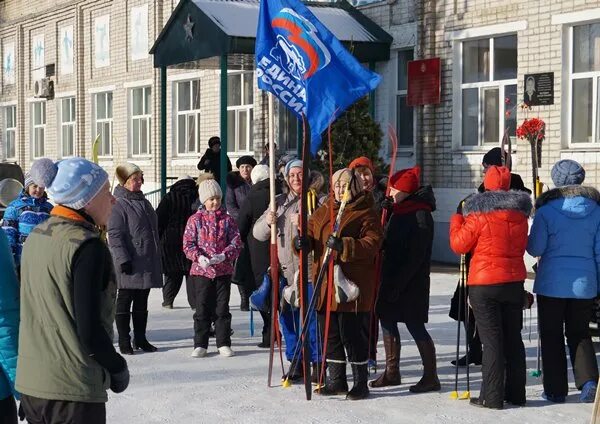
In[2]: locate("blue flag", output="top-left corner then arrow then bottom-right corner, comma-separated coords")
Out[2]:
255,0 -> 382,154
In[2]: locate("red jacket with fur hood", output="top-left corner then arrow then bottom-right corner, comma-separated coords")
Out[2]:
449,190 -> 532,285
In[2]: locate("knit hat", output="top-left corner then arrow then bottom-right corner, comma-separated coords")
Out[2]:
30,157 -> 108,209
390,166 -> 421,194
116,162 -> 142,185
551,159 -> 586,187
208,136 -> 221,148
349,156 -> 374,174
482,147 -> 503,166
198,179 -> 222,204
236,156 -> 257,169
284,159 -> 302,178
332,168 -> 363,200
251,165 -> 269,184
484,165 -> 511,191
24,172 -> 36,189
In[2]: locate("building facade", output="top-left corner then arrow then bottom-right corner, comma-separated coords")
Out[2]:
360,0 -> 600,262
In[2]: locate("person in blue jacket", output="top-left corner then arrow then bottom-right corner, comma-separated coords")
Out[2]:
0,229 -> 20,424
1,173 -> 53,268
527,159 -> 600,404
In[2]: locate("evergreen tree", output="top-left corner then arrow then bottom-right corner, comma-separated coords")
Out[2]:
312,96 -> 384,175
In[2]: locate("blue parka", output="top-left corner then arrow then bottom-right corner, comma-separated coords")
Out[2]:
1,190 -> 53,266
527,185 -> 600,299
0,229 -> 19,399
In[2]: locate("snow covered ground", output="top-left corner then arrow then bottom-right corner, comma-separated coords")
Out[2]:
108,269 -> 595,423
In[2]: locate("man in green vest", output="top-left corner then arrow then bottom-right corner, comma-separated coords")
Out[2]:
17,157 -> 129,423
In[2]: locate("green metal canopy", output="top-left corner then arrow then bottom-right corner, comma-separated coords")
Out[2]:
150,0 -> 393,68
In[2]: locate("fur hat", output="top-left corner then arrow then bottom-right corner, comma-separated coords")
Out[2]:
551,159 -> 585,187
332,168 -> 363,200
309,170 -> 325,193
251,165 -> 269,185
197,171 -> 215,186
484,165 -> 511,191
482,147 -> 503,166
390,166 -> 421,194
30,157 -> 108,209
208,136 -> 221,148
284,159 -> 302,178
198,179 -> 222,204
116,162 -> 142,185
236,156 -> 257,169
349,156 -> 374,174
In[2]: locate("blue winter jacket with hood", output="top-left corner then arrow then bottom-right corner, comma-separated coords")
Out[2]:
1,189 -> 53,266
527,185 -> 600,299
0,229 -> 19,399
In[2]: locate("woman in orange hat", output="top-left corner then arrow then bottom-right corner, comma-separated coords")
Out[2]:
449,165 -> 532,409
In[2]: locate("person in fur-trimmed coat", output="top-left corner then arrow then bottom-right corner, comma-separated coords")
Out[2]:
527,159 -> 600,404
450,165 -> 532,410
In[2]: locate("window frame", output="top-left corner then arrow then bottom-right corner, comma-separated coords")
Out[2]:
59,97 -> 76,158
567,23 -> 600,147
453,35 -> 518,150
227,71 -> 254,155
129,86 -> 152,157
31,101 -> 46,159
93,91 -> 113,158
174,79 -> 201,156
4,105 -> 17,161
395,49 -> 416,151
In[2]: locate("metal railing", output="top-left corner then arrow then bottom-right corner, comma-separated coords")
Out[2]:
144,186 -> 171,209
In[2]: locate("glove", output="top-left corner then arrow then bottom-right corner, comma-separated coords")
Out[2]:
326,235 -> 344,253
381,196 -> 394,212
293,235 -> 308,252
209,253 -> 226,265
110,366 -> 130,393
120,261 -> 133,275
197,255 -> 211,268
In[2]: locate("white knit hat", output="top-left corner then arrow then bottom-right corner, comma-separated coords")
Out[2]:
251,165 -> 269,185
198,179 -> 222,204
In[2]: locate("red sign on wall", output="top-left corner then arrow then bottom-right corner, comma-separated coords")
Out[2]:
407,58 -> 441,106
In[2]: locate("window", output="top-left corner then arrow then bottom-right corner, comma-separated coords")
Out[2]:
175,80 -> 201,155
94,92 -> 113,156
32,101 -> 45,158
130,87 -> 151,156
278,104 -> 298,153
4,106 -> 16,160
60,97 -> 76,157
459,35 -> 517,147
227,72 -> 254,153
396,50 -> 414,149
569,23 -> 600,144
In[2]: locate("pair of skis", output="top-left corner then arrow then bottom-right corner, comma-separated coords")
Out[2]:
450,252 -> 471,400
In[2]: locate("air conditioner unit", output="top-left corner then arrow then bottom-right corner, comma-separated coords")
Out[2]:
34,78 -> 54,99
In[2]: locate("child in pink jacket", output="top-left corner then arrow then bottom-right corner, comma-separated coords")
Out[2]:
183,178 -> 242,358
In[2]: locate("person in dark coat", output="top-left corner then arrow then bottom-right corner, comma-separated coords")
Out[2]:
450,166 -> 532,410
156,176 -> 199,309
237,164 -> 282,347
108,163 -> 162,355
477,147 -> 531,194
197,136 -> 232,183
372,166 -> 440,393
228,155 -> 257,311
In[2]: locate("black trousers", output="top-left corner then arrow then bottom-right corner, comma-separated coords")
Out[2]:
318,311 -> 370,364
190,275 -> 232,349
538,295 -> 599,396
116,288 -> 150,314
0,395 -> 16,424
162,272 -> 195,308
20,394 -> 105,424
469,282 -> 526,407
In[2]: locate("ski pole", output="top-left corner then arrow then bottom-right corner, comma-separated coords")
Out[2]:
461,258 -> 471,400
250,309 -> 254,337
450,254 -> 465,400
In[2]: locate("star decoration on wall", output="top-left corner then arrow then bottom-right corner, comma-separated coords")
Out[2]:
184,14 -> 194,42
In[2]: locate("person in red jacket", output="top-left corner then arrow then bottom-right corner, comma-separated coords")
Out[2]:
449,165 -> 532,410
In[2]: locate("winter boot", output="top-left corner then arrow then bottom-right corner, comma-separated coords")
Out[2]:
257,330 -> 270,348
369,334 -> 401,388
132,311 -> 157,352
347,363 -> 369,400
317,362 -> 348,395
115,312 -> 134,355
409,339 -> 441,393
